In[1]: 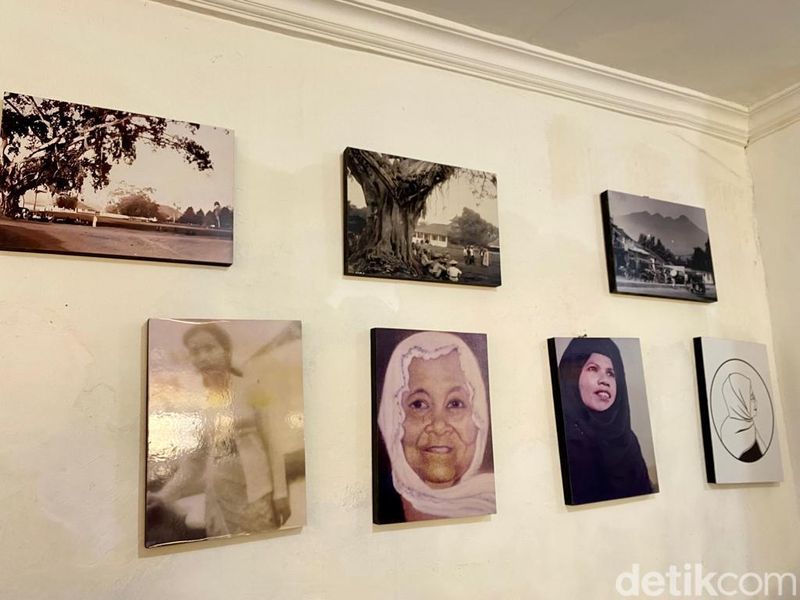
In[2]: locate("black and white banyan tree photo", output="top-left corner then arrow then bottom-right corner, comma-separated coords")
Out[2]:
344,147 -> 500,287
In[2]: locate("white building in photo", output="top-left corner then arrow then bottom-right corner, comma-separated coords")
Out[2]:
412,222 -> 450,247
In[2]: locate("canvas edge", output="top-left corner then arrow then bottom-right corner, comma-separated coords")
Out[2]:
546,338 -> 576,505
143,318 -> 156,547
693,337 -> 718,483
599,190 -> 619,295
370,327 -> 383,525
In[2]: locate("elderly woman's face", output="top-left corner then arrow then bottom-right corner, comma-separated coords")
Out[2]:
578,352 -> 617,412
401,350 -> 478,488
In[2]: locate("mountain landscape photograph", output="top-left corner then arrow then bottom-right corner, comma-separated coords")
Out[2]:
601,190 -> 717,302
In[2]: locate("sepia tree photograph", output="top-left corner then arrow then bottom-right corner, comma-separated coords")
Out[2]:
344,147 -> 501,287
0,92 -> 233,265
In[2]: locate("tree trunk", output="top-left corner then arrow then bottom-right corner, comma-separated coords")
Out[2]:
0,187 -> 20,217
349,186 -> 423,277
344,148 -> 453,277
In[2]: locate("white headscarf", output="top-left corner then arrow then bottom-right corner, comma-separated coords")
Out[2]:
377,331 -> 496,518
720,372 -> 765,458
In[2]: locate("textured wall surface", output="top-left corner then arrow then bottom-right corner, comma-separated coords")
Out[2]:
0,1 -> 798,598
749,122 -> 800,515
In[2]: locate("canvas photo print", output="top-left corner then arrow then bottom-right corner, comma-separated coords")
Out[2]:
371,328 -> 496,524
345,147 -> 500,287
601,190 -> 717,302
694,337 -> 783,484
0,92 -> 233,265
145,319 -> 305,548
548,337 -> 659,505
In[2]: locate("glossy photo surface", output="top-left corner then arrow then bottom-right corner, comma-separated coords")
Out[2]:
145,319 -> 305,548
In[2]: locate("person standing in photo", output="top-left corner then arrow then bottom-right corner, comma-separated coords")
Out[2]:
146,322 -> 303,545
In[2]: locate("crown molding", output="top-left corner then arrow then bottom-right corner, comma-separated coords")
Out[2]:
748,83 -> 800,144
155,0 -> 749,145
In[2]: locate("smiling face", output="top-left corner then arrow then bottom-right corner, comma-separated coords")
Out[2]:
401,350 -> 479,488
578,353 -> 617,412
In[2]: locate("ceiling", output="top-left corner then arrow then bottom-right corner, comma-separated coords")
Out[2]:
382,0 -> 800,106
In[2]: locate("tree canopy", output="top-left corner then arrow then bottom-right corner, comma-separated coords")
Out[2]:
0,92 -> 214,217
178,206 -> 197,224
449,207 -> 499,247
107,191 -> 162,219
55,194 -> 79,210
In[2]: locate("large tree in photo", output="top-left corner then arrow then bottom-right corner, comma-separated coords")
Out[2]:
0,93 -> 214,217
449,207 -> 499,247
345,148 -> 495,277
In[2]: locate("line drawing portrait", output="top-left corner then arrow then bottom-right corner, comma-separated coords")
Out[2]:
372,329 -> 496,524
710,359 -> 774,463
550,337 -> 657,506
145,319 -> 305,547
694,338 -> 783,484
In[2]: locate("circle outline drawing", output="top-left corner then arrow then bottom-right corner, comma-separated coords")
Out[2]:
709,357 -> 774,462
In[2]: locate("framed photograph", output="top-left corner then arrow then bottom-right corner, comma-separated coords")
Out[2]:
694,337 -> 783,484
547,337 -> 659,505
371,328 -> 496,524
344,147 -> 500,287
145,319 -> 305,548
601,190 -> 717,302
1,92 -> 233,265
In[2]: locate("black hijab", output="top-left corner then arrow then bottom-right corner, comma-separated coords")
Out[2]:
557,338 -> 652,504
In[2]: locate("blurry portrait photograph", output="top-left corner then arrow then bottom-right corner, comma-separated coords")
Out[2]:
601,190 -> 717,302
694,337 -> 783,484
145,319 -> 305,548
0,92 -> 233,265
345,147 -> 500,287
371,328 -> 496,524
548,337 -> 659,506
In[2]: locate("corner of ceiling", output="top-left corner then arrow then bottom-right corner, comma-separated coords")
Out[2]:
747,83 -> 800,146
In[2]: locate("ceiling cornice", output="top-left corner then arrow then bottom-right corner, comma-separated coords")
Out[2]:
156,0 -> 750,144
748,83 -> 800,145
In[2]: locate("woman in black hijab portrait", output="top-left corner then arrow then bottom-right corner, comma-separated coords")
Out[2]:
553,337 -> 654,505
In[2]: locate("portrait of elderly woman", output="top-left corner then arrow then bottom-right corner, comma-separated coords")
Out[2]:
548,337 -> 658,506
372,328 -> 496,524
145,319 -> 306,547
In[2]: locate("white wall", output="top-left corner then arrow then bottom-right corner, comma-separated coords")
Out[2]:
1,1 -> 798,598
748,121 -> 800,513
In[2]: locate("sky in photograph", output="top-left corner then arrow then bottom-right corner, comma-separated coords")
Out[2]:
609,191 -> 708,234
347,167 -> 499,227
21,120 -> 233,214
